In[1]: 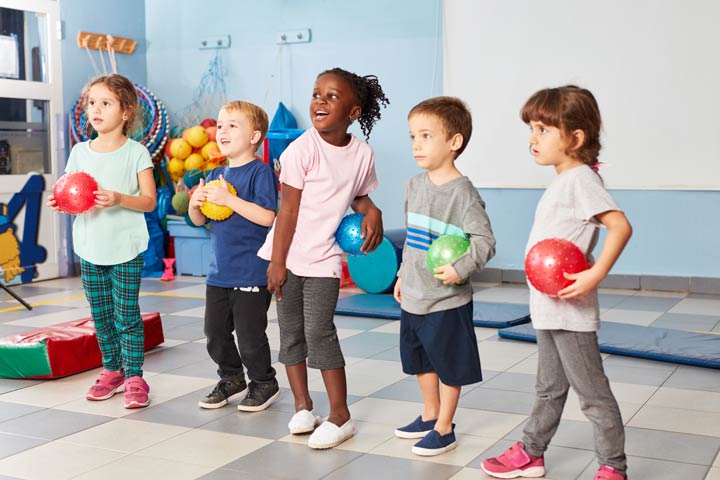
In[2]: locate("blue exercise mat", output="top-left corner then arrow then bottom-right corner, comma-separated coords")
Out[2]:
335,293 -> 530,328
498,322 -> 720,369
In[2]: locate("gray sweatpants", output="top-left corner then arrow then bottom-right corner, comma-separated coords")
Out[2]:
522,329 -> 627,473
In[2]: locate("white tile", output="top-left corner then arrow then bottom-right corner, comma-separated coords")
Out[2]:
669,297 -> 720,316
350,397 -> 426,425
506,354 -> 538,375
715,449 -> 720,467
628,405 -> 720,437
279,419 -> 395,453
0,440 -> 125,479
59,419 -> 190,452
474,327 -> 499,341
73,454 -> 214,480
453,407 -> 527,438
166,306 -> 205,317
647,387 -> 720,413
450,467 -> 514,479
6,307 -> 92,327
561,390 -> 643,426
369,433 -> 497,466
601,309 -> 663,326
370,321 -> 401,334
137,429 -> 271,468
336,328 -> 364,340
705,467 -> 720,480
0,368 -> 104,407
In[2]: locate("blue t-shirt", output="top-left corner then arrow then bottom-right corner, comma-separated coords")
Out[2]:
205,160 -> 278,288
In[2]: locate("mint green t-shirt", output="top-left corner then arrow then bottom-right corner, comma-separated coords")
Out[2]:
65,139 -> 153,265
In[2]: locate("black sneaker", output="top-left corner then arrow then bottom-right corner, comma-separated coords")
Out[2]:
198,379 -> 247,409
237,380 -> 280,412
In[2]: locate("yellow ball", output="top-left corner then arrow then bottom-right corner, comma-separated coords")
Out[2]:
167,157 -> 185,182
184,153 -> 205,171
169,138 -> 191,160
200,180 -> 237,221
183,125 -> 209,148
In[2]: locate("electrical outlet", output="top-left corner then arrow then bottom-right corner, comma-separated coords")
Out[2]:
277,29 -> 311,45
199,35 -> 231,49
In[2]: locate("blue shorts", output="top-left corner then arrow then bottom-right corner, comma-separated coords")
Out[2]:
400,302 -> 482,386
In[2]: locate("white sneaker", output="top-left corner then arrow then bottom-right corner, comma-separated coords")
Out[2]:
288,409 -> 322,434
308,419 -> 356,449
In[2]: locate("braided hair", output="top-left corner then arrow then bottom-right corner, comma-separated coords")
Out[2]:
319,68 -> 390,140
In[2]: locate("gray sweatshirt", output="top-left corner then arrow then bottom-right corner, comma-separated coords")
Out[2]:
398,173 -> 495,315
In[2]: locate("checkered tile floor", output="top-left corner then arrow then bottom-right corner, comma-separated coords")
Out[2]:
1,277 -> 719,479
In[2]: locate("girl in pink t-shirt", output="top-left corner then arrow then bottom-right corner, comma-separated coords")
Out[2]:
261,68 -> 388,449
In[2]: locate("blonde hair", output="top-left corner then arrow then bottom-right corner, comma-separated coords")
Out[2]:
221,101 -> 269,147
82,74 -> 141,137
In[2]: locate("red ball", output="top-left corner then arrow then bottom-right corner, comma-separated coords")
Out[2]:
53,172 -> 98,214
525,238 -> 589,296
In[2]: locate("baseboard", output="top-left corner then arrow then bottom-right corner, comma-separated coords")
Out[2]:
471,269 -> 720,295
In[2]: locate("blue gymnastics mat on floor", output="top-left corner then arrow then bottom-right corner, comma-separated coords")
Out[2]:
335,293 -> 531,329
498,322 -> 720,369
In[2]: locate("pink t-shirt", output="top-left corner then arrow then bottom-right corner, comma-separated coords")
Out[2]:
258,128 -> 378,278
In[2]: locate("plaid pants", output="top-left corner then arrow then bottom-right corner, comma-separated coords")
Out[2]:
80,255 -> 145,377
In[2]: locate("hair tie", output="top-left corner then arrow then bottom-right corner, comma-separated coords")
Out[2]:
590,161 -> 606,172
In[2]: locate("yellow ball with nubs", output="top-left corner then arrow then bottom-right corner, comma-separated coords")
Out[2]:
200,180 -> 237,221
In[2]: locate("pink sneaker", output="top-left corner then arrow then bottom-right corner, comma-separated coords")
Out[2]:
123,376 -> 150,409
86,369 -> 125,401
594,465 -> 626,480
481,442 -> 546,478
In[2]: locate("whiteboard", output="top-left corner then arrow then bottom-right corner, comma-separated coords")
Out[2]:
444,0 -> 720,190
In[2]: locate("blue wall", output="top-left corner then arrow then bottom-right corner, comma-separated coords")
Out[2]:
60,0 -> 147,114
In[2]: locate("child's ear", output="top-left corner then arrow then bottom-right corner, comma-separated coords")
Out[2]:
250,130 -> 262,145
450,133 -> 464,152
569,129 -> 585,151
349,106 -> 361,122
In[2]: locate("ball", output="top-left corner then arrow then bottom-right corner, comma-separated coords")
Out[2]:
167,157 -> 185,182
200,180 -> 237,221
426,234 -> 470,275
184,152 -> 204,171
183,169 -> 204,189
169,138 -> 191,160
525,238 -> 589,296
335,213 -> 365,255
171,191 -> 190,215
183,125 -> 209,148
52,172 -> 98,214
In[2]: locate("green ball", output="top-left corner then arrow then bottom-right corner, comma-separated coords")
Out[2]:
426,234 -> 470,276
171,191 -> 190,215
183,169 -> 204,189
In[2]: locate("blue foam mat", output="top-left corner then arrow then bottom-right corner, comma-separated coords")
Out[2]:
335,293 -> 530,328
498,322 -> 720,369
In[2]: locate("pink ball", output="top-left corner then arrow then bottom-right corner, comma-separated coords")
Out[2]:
53,172 -> 98,214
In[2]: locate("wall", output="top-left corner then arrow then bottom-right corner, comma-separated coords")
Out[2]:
60,0 -> 147,114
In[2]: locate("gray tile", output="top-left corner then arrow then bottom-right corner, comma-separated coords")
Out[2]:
142,342 -> 209,373
0,324 -> 38,337
333,315 -> 392,330
267,387 -> 363,415
339,332 -> 399,357
602,356 -> 677,386
599,275 -> 640,290
164,358 -> 220,379
690,277 -> 720,295
0,409 -> 112,441
471,268 -> 502,283
578,455 -> 709,479
468,439 -> 595,480
650,312 -> 719,332
139,279 -> 200,292
368,346 -> 400,362
0,378 -> 42,395
0,432 -> 47,459
162,314 -> 204,327
0,304 -> 75,323
124,388 -> 235,428
199,408 -> 293,440
219,441 -> 362,479
0,402 -> 44,423
369,378 -> 424,403
687,292 -> 720,301
641,275 -> 690,293
458,387 -> 535,414
598,294 -> 633,309
614,295 -> 683,312
664,365 -> 720,393
138,296 -> 205,314
324,452 -> 461,480
478,372 -> 536,394
162,322 -> 205,341
501,269 -> 527,283
624,427 -> 720,465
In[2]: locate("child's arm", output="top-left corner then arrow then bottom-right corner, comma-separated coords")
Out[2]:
558,210 -> 632,299
351,195 -> 383,253
267,183 -> 302,301
94,167 -> 156,212
188,178 -> 208,226
205,175 -> 275,226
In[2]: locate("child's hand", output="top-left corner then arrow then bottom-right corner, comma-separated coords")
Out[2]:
189,178 -> 207,209
433,264 -> 463,285
94,189 -> 119,209
267,262 -> 288,301
393,277 -> 402,303
360,206 -> 383,253
557,267 -> 604,299
204,175 -> 233,206
46,195 -> 61,212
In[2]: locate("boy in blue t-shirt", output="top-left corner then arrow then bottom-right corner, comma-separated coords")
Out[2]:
189,101 -> 279,411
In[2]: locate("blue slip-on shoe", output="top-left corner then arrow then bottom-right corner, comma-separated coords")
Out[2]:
411,429 -> 457,456
394,415 -> 437,439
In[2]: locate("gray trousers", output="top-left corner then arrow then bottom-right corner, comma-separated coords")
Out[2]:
522,329 -> 627,473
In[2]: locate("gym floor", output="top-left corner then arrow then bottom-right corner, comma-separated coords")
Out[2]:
0,276 -> 718,479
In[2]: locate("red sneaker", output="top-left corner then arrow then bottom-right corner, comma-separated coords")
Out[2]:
594,465 -> 626,480
86,369 -> 124,401
123,376 -> 150,409
481,442 -> 546,478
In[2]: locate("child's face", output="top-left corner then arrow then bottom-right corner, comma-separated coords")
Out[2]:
86,83 -> 126,136
216,108 -> 260,160
310,73 -> 361,140
528,121 -> 581,173
408,113 -> 460,172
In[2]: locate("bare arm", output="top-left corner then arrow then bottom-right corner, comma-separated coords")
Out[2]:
94,167 -> 156,212
267,183 -> 302,301
351,194 -> 383,253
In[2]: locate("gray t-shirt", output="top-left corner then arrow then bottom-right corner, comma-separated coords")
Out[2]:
526,165 -> 620,331
398,173 -> 495,315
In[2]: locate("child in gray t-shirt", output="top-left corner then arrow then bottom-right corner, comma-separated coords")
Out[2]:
482,86 -> 633,480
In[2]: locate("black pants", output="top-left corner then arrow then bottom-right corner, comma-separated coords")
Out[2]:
204,285 -> 276,384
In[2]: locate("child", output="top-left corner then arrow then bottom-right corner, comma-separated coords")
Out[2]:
258,67 -> 388,449
481,86 -> 632,480
48,74 -> 156,408
393,96 -> 496,456
188,101 -> 280,411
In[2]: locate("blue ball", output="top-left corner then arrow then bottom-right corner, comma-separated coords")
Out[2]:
335,213 -> 365,255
